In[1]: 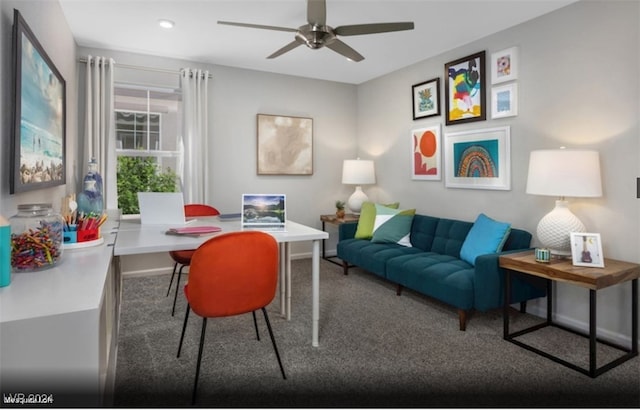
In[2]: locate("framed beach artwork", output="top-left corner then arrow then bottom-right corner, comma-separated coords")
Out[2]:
491,83 -> 518,118
412,78 -> 440,120
411,125 -> 441,180
11,9 -> 66,194
491,47 -> 518,84
570,232 -> 605,268
444,51 -> 486,126
257,114 -> 313,175
444,126 -> 511,190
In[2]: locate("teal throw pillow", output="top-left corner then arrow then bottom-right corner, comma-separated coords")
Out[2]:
370,204 -> 416,247
460,213 -> 512,266
354,201 -> 399,239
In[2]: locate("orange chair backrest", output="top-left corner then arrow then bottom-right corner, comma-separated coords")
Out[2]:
185,204 -> 220,217
187,231 -> 278,318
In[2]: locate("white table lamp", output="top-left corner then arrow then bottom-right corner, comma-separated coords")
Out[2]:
526,149 -> 602,256
342,159 -> 376,214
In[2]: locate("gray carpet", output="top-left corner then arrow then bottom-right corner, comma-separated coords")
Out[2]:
114,258 -> 640,408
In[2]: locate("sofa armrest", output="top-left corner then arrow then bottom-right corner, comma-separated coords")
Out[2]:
338,222 -> 358,241
473,248 -> 546,311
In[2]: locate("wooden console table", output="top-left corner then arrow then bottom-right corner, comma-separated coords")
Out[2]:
320,214 -> 359,266
499,251 -> 639,377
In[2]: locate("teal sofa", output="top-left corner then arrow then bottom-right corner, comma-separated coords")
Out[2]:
336,214 -> 546,330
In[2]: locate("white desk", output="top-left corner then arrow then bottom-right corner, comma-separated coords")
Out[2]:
114,218 -> 328,347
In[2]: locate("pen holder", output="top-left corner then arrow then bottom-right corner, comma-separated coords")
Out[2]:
77,228 -> 100,243
63,231 -> 78,244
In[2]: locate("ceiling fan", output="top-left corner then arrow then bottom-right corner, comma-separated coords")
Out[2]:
218,0 -> 414,62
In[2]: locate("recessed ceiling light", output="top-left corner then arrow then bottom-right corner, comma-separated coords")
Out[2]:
158,19 -> 175,29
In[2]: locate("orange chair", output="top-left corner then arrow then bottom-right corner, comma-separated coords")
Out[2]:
176,231 -> 287,404
167,204 -> 220,316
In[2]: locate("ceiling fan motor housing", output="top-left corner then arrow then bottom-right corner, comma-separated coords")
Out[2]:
296,24 -> 336,49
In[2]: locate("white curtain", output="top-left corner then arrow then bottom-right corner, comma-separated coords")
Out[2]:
84,55 -> 117,209
180,68 -> 210,204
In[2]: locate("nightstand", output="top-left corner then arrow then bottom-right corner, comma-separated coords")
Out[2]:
319,214 -> 359,266
500,251 -> 639,378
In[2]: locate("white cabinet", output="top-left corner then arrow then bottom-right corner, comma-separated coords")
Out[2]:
0,221 -> 121,406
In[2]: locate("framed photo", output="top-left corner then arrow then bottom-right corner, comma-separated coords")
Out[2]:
444,51 -> 486,126
11,9 -> 66,194
491,83 -> 518,119
412,78 -> 440,120
570,232 -> 604,268
444,126 -> 511,190
491,46 -> 518,84
257,114 -> 313,175
411,125 -> 441,180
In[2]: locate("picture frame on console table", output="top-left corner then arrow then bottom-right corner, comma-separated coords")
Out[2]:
444,126 -> 510,190
444,51 -> 486,126
256,113 -> 313,175
570,232 -> 605,268
10,9 -> 66,194
412,77 -> 440,120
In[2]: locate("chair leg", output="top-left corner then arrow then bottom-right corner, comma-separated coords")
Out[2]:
252,310 -> 260,341
261,307 -> 286,380
172,265 -> 187,316
192,317 -> 207,405
166,262 -> 179,297
177,304 -> 191,358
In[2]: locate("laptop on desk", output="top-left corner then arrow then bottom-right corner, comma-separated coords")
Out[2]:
137,192 -> 194,226
241,194 -> 287,232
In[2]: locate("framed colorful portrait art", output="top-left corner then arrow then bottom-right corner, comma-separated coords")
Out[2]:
444,51 -> 486,126
444,126 -> 511,190
412,78 -> 440,120
411,125 -> 441,180
491,47 -> 518,84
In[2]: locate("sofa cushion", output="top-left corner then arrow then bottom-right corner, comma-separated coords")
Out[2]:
354,201 -> 399,239
430,218 -> 473,257
460,213 -> 511,266
371,204 -> 415,247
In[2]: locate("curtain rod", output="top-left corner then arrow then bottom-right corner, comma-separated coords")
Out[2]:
78,57 -> 212,79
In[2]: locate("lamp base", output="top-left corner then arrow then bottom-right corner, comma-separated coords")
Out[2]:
536,200 -> 586,256
347,186 -> 369,214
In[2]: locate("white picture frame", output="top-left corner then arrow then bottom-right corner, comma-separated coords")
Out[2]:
491,46 -> 518,84
570,232 -> 604,268
491,83 -> 518,119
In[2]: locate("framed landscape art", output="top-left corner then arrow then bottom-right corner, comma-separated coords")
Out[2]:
412,78 -> 440,120
444,51 -> 486,126
411,125 -> 441,180
257,114 -> 313,175
11,9 -> 66,194
444,126 -> 510,190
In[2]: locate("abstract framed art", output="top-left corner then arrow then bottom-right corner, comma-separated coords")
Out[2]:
412,78 -> 440,120
11,9 -> 66,194
257,114 -> 313,175
411,125 -> 441,180
444,51 -> 486,126
491,83 -> 518,119
491,46 -> 518,84
444,126 -> 511,190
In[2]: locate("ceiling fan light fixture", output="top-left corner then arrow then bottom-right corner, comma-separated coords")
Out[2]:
158,19 -> 175,29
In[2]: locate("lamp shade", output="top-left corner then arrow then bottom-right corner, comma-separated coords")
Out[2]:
342,159 -> 376,185
526,149 -> 602,198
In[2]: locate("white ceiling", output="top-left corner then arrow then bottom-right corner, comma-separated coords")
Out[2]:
59,0 -> 577,84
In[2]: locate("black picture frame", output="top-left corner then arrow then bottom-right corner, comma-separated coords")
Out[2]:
444,51 -> 486,126
411,77 -> 440,120
11,9 -> 66,194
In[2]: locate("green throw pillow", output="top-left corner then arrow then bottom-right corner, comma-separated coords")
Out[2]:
354,201 -> 399,239
460,213 -> 512,266
370,204 -> 416,247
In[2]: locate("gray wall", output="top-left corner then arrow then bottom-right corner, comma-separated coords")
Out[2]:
1,0 -> 638,346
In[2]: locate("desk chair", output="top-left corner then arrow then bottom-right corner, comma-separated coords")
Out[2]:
167,204 -> 220,316
176,231 -> 287,404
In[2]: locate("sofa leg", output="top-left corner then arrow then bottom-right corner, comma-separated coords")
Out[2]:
396,284 -> 403,296
342,260 -> 349,275
458,310 -> 467,331
520,301 -> 527,313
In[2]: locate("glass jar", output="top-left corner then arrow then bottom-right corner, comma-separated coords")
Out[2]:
10,203 -> 64,272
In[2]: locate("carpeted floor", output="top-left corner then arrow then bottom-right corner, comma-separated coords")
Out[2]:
113,258 -> 640,408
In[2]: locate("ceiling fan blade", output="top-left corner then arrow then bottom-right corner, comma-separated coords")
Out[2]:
326,39 -> 364,62
334,22 -> 415,36
267,40 -> 303,59
217,21 -> 297,33
307,0 -> 326,26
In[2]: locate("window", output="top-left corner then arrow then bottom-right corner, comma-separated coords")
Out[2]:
114,85 -> 182,215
